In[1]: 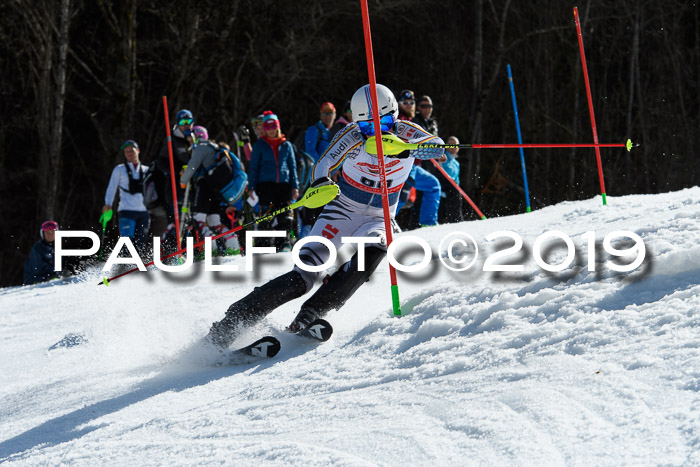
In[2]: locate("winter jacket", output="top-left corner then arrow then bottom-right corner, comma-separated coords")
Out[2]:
180,140 -> 219,185
440,152 -> 460,182
249,137 -> 299,191
329,116 -> 351,140
412,114 -> 439,136
23,240 -> 57,285
156,127 -> 192,172
104,162 -> 149,212
305,121 -> 332,162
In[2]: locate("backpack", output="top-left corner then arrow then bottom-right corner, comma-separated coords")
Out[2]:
205,146 -> 248,205
141,164 -> 163,210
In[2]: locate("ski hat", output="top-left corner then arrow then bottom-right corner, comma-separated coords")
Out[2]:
262,110 -> 280,129
192,125 -> 208,142
399,90 -> 415,102
320,102 -> 336,113
251,114 -> 264,126
120,140 -> 139,151
176,109 -> 193,121
40,220 -> 58,241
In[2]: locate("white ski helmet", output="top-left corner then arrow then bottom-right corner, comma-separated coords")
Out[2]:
350,84 -> 398,122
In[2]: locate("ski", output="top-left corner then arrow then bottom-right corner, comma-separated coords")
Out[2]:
224,335 -> 281,365
220,319 -> 332,365
295,318 -> 333,342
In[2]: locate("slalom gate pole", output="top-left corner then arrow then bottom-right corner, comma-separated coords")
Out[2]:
162,96 -> 182,248
429,159 -> 486,220
99,184 -> 339,285
360,0 -> 401,316
573,7 -> 607,205
506,64 -> 532,213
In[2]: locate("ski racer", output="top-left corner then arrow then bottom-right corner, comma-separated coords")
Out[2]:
206,84 -> 446,349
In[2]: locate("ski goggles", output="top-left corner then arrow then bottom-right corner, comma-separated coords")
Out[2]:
178,118 -> 194,126
356,114 -> 395,137
41,221 -> 58,231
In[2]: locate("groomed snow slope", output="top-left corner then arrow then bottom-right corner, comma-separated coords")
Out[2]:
1,188 -> 699,466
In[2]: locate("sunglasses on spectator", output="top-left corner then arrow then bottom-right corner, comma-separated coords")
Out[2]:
356,114 -> 395,137
418,104 -> 433,109
263,121 -> 280,130
178,118 -> 194,126
400,100 -> 415,106
321,112 -> 335,117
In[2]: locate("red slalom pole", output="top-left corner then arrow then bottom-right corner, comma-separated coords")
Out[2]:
162,96 -> 183,247
429,159 -> 486,220
573,7 -> 608,205
360,0 -> 401,316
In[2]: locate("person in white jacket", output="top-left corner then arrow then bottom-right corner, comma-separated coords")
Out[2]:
102,140 -> 150,256
206,84 -> 446,349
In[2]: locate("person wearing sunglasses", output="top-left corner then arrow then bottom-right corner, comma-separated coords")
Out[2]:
153,109 -> 196,234
23,221 -> 61,285
247,111 -> 299,252
412,95 -> 438,136
397,89 -> 416,121
205,84 -> 447,350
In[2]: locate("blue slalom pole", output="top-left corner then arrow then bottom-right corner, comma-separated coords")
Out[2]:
507,64 -> 532,213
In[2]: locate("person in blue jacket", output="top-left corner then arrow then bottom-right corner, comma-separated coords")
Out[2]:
304,101 -> 336,163
437,136 -> 464,224
24,221 -> 60,285
248,111 -> 299,251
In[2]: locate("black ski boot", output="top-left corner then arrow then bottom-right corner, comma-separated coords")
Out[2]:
287,246 -> 386,331
207,270 -> 308,348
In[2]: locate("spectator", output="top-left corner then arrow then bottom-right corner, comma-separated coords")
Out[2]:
103,140 -> 151,256
154,109 -> 195,226
23,221 -> 60,285
329,100 -> 353,139
438,136 -> 464,224
249,111 -> 299,251
395,90 -> 442,228
305,102 -> 336,163
412,95 -> 438,135
298,102 -> 336,237
397,90 -> 416,121
180,128 -> 246,256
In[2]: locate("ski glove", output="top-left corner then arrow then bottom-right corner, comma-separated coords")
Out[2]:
310,176 -> 335,188
236,126 -> 251,143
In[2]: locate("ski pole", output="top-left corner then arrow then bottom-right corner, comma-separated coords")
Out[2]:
98,209 -> 113,261
428,159 -> 486,220
179,180 -> 191,247
366,134 -> 634,155
99,184 -> 340,285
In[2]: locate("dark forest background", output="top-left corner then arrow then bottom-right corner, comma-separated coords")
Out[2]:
1,0 -> 698,287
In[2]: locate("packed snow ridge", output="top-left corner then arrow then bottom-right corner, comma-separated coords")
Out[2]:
1,188 -> 699,465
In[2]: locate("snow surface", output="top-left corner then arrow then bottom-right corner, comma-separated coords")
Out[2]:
1,188 -> 699,466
